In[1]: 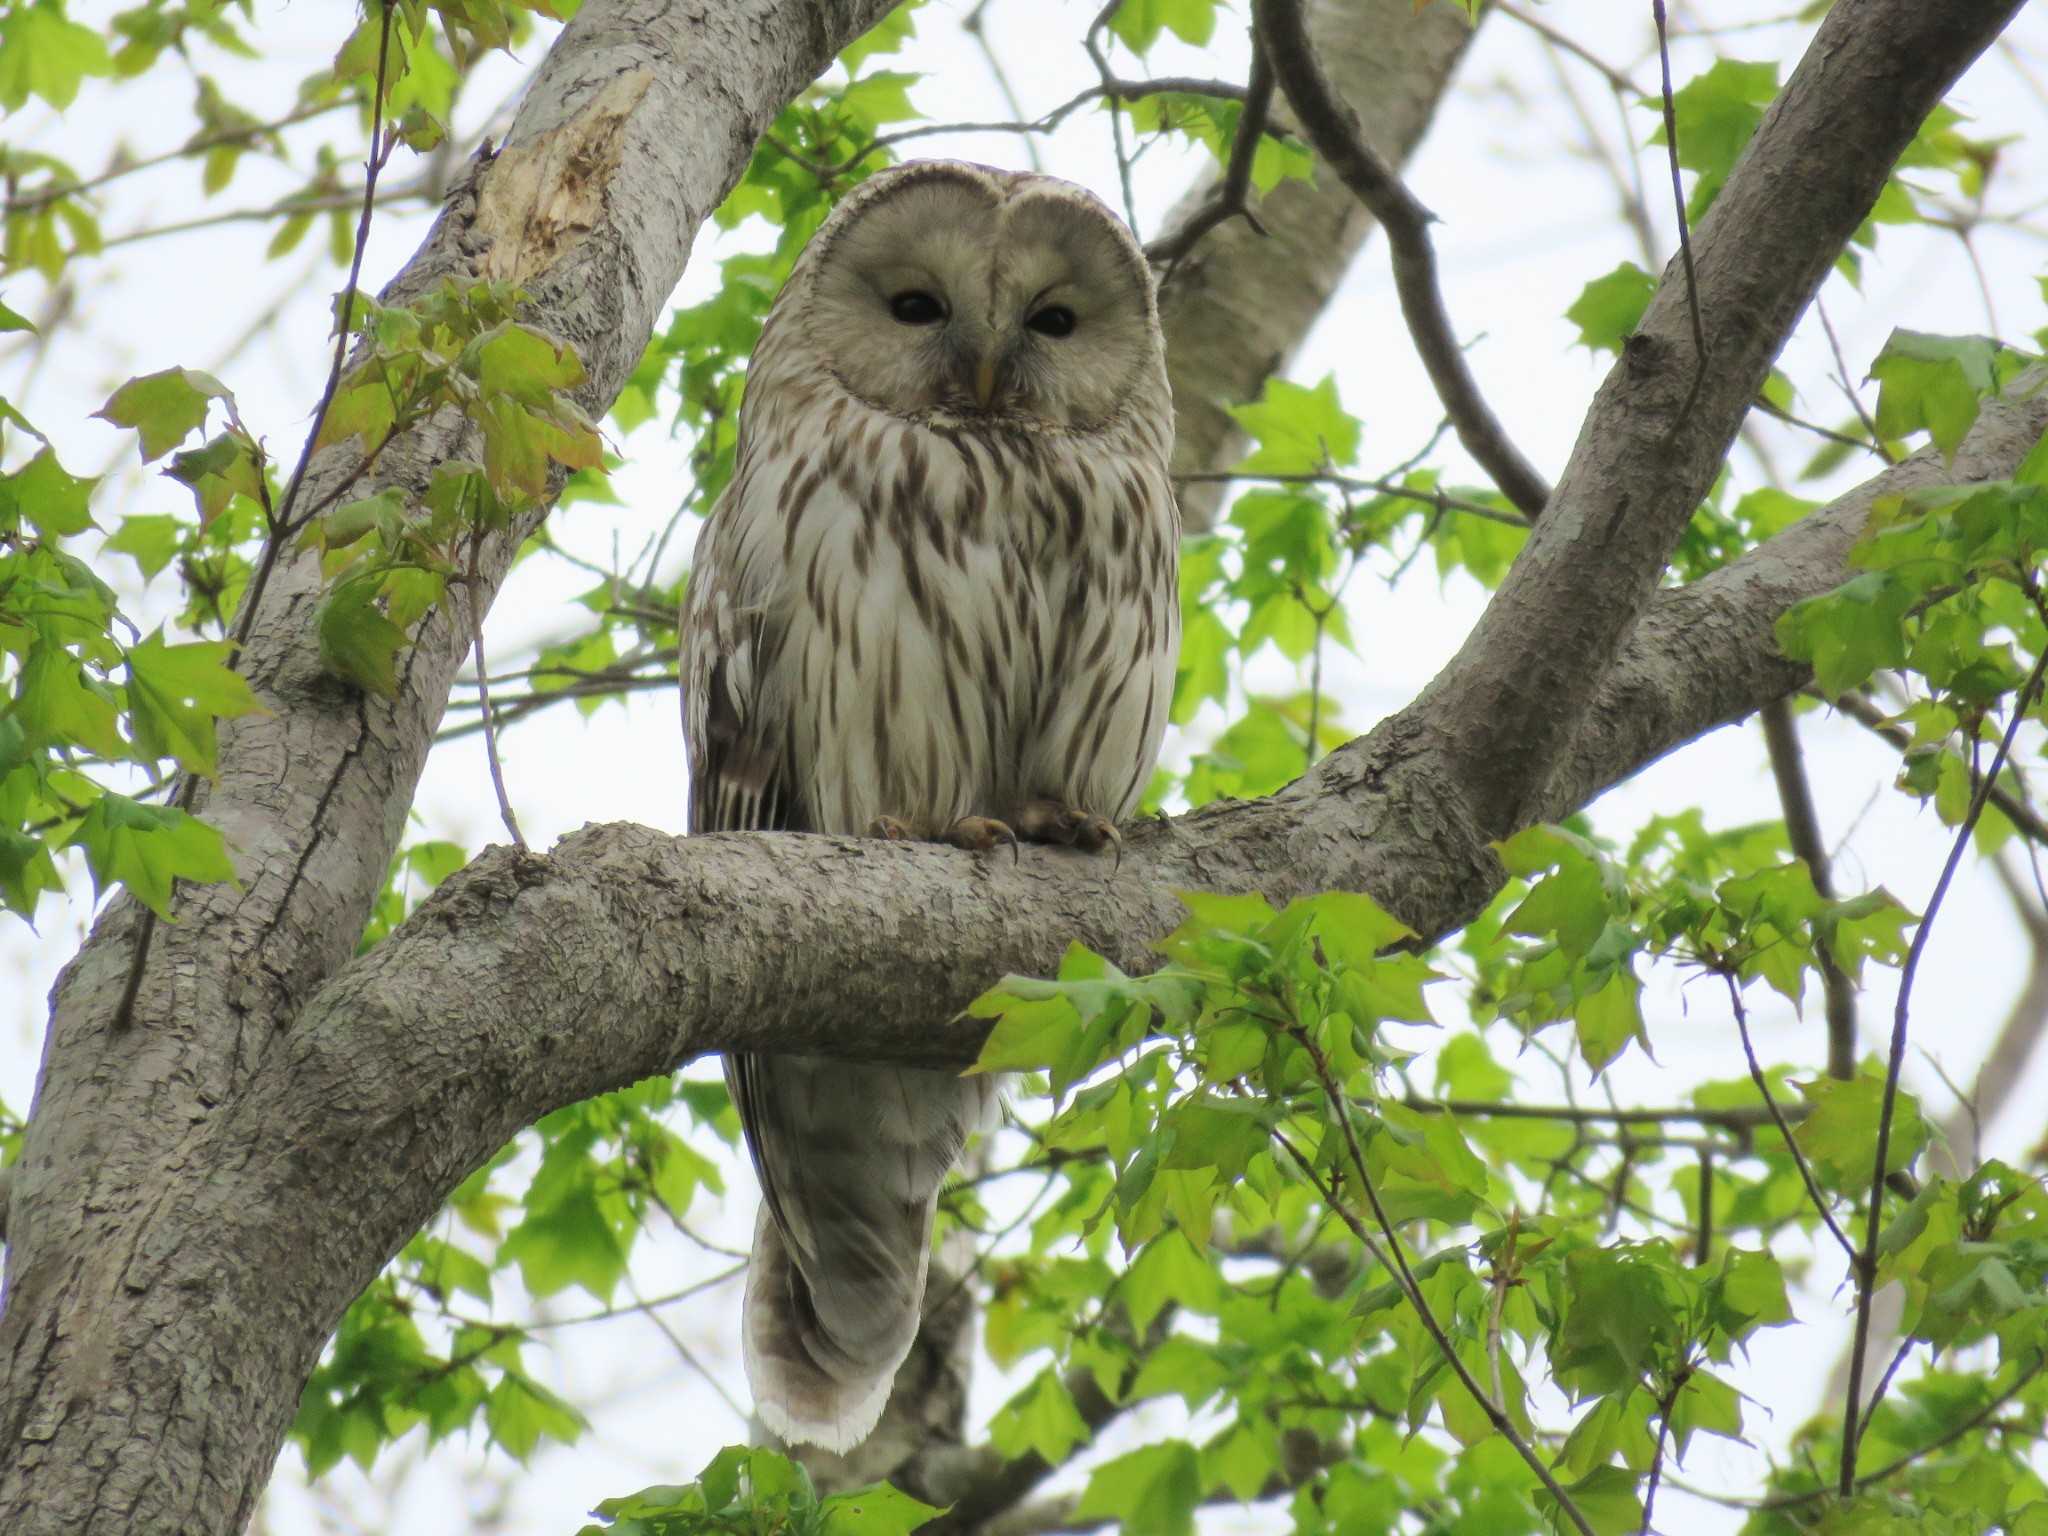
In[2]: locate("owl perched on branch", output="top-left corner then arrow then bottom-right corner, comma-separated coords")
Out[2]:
681,159 -> 1179,1453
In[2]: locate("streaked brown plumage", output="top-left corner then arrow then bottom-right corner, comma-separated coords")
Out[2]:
681,160 -> 1178,1452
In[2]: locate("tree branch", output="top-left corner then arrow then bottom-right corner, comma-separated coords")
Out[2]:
0,4 -> 905,1531
1416,0 -> 2025,842
1537,376 -> 2048,826
1254,0 -> 1551,518
1760,699 -> 1859,1079
1156,0 -> 1479,530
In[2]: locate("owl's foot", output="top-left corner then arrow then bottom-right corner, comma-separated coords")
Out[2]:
868,813 -> 1019,862
942,815 -> 1019,860
1013,799 -> 1122,869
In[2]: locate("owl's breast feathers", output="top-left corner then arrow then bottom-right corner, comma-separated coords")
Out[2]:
707,394 -> 1176,837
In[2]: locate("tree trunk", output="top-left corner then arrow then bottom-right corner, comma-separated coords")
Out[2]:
0,5 -> 896,1531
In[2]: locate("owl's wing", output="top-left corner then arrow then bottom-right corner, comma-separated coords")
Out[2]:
681,484 -> 813,1246
683,493 -> 803,840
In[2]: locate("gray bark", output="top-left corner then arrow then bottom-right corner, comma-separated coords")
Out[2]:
0,0 -> 2030,1530
0,3 -> 897,1531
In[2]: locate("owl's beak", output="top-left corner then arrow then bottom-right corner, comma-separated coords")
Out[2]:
972,355 -> 998,410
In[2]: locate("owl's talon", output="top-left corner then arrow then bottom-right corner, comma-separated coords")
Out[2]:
942,815 -> 1018,859
1014,799 -> 1120,865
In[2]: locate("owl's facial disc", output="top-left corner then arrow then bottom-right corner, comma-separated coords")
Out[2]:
802,169 -> 1158,432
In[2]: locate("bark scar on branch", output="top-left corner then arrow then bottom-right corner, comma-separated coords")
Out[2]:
475,67 -> 654,286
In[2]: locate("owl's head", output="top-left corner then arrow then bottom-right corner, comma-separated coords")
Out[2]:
774,160 -> 1167,434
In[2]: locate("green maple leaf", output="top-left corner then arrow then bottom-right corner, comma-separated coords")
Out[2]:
67,795 -> 238,918
95,368 -> 232,463
124,629 -> 263,778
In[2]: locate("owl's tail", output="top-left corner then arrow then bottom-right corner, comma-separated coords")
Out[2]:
733,1058 -> 996,1454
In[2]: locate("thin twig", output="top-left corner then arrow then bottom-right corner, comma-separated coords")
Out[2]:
1082,2 -> 1142,236
1639,1365 -> 1691,1536
1841,642 -> 2048,1492
110,5 -> 400,1033
1816,296 -> 1898,465
1286,1034 -> 1597,1536
1496,2 -> 1644,96
1826,688 -> 2048,848
1721,972 -> 1857,1264
466,535 -> 527,852
1853,1337 -> 1917,1460
1753,1354 -> 2048,1512
1175,469 -> 1530,529
1652,0 -> 1710,445
2,99 -> 354,214
780,78 -> 1274,184
961,0 -> 1041,174
1143,34 -> 1273,271
96,178 -> 432,256
1252,0 -> 1551,519
627,1276 -> 748,1424
1760,699 -> 1858,1079
1750,395 -> 1889,460
1695,1148 -> 1714,1266
1402,1094 -> 1787,1130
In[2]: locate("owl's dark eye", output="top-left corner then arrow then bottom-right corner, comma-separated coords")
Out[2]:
1026,305 -> 1077,339
889,291 -> 947,325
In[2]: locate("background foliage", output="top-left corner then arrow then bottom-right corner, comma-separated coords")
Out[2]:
4,0 -> 2048,1532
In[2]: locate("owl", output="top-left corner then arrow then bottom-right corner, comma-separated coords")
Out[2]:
681,160 -> 1180,1453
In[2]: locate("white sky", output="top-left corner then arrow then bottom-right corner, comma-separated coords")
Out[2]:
6,2 -> 2048,1532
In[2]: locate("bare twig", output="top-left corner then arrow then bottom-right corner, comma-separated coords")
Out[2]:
1496,2 -> 1644,97
96,178 -> 433,256
1652,0 -> 1710,442
1082,2 -> 1141,235
1816,297 -> 1899,465
2,99 -> 354,214
627,1276 -> 748,1424
1852,1337 -> 1918,1460
1143,35 -> 1273,271
960,0 -> 1042,174
1252,0 -> 1551,519
1841,642 -> 2048,1492
1722,972 -> 1857,1263
465,536 -> 527,853
1751,395 -> 1890,460
782,78 -> 1275,183
1760,699 -> 1859,1079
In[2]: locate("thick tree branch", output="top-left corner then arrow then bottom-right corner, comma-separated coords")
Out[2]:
1412,0 -> 2025,842
1539,379 -> 2048,821
0,4 -> 901,1531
